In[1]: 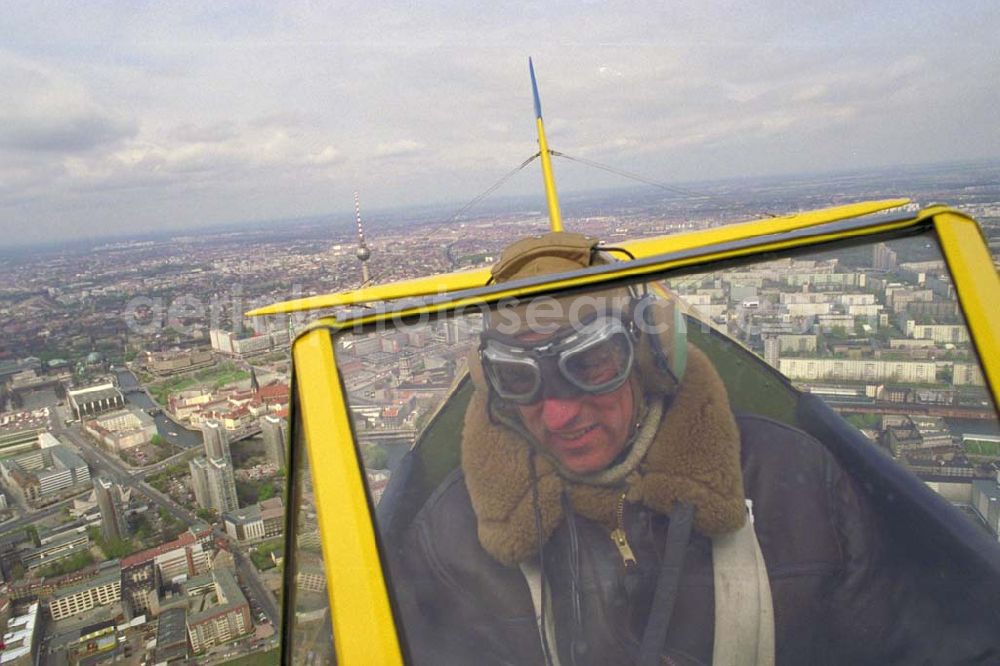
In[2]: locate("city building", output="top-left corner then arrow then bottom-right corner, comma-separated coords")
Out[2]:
184,568 -> 252,654
953,362 -> 986,387
155,607 -> 189,663
156,541 -> 212,583
188,456 -> 211,509
296,559 -> 327,594
223,497 -> 284,542
121,527 -> 213,582
261,415 -> 287,468
778,358 -> 937,384
189,455 -> 238,514
202,420 -> 231,462
873,242 -> 898,271
0,410 -> 49,458
19,530 -> 90,570
72,620 -> 118,663
207,457 -> 239,514
93,477 -> 127,541
0,602 -> 39,666
68,383 -> 125,420
907,322 -> 969,344
210,328 -> 289,358
121,558 -> 160,619
48,560 -> 122,621
972,477 -> 1000,539
0,443 -> 91,507
763,337 -> 779,368
145,349 -> 215,376
120,527 -> 214,618
43,517 -> 102,548
83,407 -> 157,452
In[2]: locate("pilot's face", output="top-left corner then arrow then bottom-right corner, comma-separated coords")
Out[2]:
515,373 -> 635,474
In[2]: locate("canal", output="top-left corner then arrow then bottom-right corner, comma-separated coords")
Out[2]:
116,369 -> 203,449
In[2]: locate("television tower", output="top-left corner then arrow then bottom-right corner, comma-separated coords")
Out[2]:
354,191 -> 372,286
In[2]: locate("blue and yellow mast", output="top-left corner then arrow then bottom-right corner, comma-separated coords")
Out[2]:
530,58 -> 564,232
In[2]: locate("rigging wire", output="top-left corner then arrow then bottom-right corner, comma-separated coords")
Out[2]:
550,150 -> 778,218
550,150 -> 703,199
444,152 -> 541,225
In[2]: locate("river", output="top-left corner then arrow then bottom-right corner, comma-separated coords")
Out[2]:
115,369 -> 203,449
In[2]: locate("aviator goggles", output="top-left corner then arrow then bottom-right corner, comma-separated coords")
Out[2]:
480,314 -> 636,405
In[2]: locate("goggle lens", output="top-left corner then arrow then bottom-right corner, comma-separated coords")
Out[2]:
481,316 -> 634,404
492,360 -> 540,398
560,332 -> 632,390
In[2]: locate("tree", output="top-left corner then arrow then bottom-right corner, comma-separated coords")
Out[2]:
258,483 -> 276,502
102,537 -> 136,559
133,514 -> 154,541
196,508 -> 216,522
363,445 -> 389,470
150,433 -> 164,446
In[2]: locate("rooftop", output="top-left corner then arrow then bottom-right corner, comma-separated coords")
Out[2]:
185,568 -> 248,625
224,504 -> 262,526
79,619 -> 116,638
52,560 -> 120,600
973,479 -> 1000,501
156,607 -> 188,647
68,385 -> 123,408
121,530 -> 195,568
0,602 -> 38,665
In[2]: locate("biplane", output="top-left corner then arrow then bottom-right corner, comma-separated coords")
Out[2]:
249,60 -> 1000,665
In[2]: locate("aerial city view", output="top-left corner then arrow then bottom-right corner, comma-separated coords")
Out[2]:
1,163 -> 998,665
1,3 -> 999,666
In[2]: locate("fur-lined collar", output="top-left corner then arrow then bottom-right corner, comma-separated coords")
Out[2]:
462,345 -> 746,566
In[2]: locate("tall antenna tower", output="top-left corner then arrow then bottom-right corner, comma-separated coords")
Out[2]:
353,191 -> 372,286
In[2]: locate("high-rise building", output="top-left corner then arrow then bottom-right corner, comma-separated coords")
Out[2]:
189,458 -> 211,509
201,420 -> 231,463
261,415 -> 287,469
444,318 -> 460,345
189,456 -> 238,514
873,242 -> 898,272
207,458 -> 239,514
763,336 -> 780,369
93,477 -> 127,541
121,559 -> 160,619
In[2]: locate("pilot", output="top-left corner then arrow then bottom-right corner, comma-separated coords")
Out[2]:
388,232 -> 992,665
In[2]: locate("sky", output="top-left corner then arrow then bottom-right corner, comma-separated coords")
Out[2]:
1,1 -> 998,246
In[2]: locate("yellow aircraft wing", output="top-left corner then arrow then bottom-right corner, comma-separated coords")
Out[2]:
246,197 -> 908,317
617,198 -> 910,258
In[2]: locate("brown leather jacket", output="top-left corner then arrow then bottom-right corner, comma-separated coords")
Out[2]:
386,413 -> 999,665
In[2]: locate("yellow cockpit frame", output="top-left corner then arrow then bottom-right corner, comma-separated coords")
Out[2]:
276,202 -> 999,665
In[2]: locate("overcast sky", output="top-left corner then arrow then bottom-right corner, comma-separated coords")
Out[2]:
1,1 -> 998,246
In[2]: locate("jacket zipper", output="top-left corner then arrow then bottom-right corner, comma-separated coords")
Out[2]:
610,492 -> 637,568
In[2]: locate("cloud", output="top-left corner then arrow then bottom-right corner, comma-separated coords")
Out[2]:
0,2 -> 997,244
170,122 -> 240,144
373,139 -> 426,158
0,110 -> 135,153
0,53 -> 136,154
